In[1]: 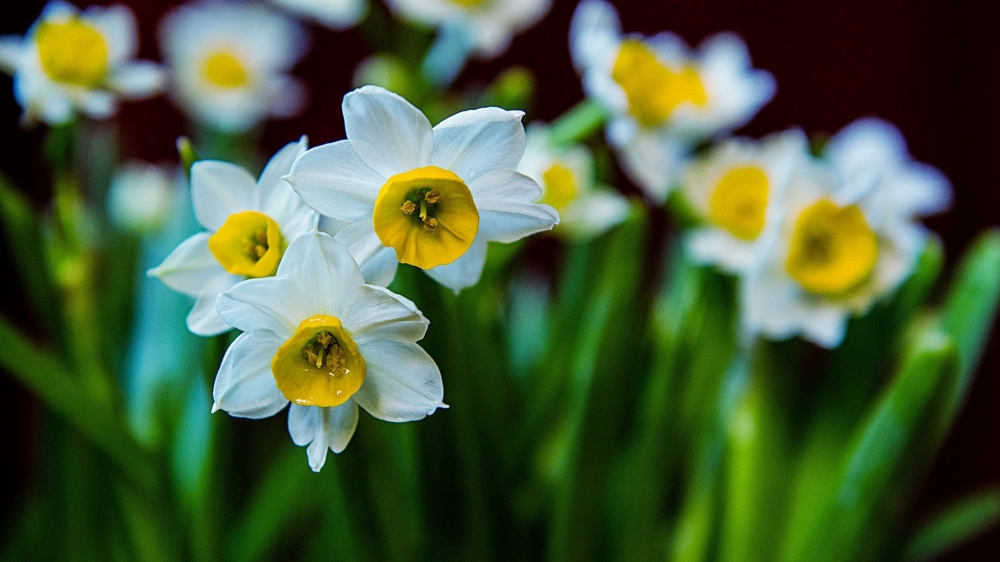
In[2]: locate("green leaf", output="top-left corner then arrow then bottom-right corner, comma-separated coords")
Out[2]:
902,489 -> 1000,562
549,99 -> 609,148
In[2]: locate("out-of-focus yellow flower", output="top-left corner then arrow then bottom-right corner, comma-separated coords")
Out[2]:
741,119 -> 952,348
159,1 -> 310,133
681,129 -> 808,273
518,124 -> 629,240
569,0 -> 775,201
269,0 -> 367,29
0,1 -> 164,125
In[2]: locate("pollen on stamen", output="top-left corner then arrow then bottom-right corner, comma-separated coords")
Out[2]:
401,200 -> 417,215
423,217 -> 438,231
424,190 -> 441,205
254,228 -> 267,244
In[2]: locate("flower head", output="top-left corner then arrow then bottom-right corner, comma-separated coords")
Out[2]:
386,0 -> 551,59
107,162 -> 180,234
286,85 -> 558,292
0,1 -> 164,125
681,129 -> 808,273
213,231 -> 445,471
149,138 -> 319,336
742,120 -> 951,348
159,1 -> 310,133
268,0 -> 368,30
518,123 -> 629,240
569,0 -> 775,200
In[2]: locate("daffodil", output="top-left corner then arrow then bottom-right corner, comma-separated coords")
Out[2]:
149,138 -> 319,336
741,119 -> 951,348
681,129 -> 808,273
213,231 -> 445,471
386,0 -> 551,59
517,123 -> 629,240
0,2 -> 163,125
159,1 -> 310,133
286,85 -> 559,292
269,0 -> 368,30
569,0 -> 775,201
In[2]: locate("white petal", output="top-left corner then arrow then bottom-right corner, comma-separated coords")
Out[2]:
109,62 -> 165,98
0,35 -> 25,74
257,138 -> 316,229
343,285 -> 429,345
148,232 -> 236,296
423,237 -> 488,293
216,277 -> 306,336
259,137 -> 308,203
430,107 -> 526,182
78,90 -> 116,119
333,220 -> 399,287
87,4 -> 137,64
569,0 -> 621,71
343,86 -> 433,178
187,291 -> 235,336
213,331 -> 289,418
272,0 -> 367,30
616,132 -> 686,202
191,161 -> 258,231
353,341 -> 444,422
801,305 -> 849,349
276,232 -> 365,317
286,140 -> 384,223
559,191 -> 630,239
287,401 -> 359,471
471,170 -> 559,243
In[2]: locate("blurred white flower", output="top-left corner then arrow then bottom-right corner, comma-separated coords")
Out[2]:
213,231 -> 445,471
149,138 -> 319,336
159,1 -> 310,133
518,123 -> 629,240
742,119 -> 951,348
107,162 -> 180,234
681,129 -> 808,273
286,85 -> 559,293
0,1 -> 164,125
569,0 -> 775,201
387,0 -> 551,59
269,0 -> 367,30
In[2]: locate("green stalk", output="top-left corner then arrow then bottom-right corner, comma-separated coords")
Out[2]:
902,489 -> 1000,562
549,99 -> 609,148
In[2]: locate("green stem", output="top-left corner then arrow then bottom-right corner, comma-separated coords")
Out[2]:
549,99 -> 609,148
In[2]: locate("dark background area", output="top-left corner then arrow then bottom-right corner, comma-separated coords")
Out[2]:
1,0 -> 997,559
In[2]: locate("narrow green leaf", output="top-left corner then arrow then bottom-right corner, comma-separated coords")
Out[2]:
549,99 -> 609,148
902,489 -> 1000,562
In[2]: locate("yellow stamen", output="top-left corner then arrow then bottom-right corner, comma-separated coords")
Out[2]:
372,166 -> 480,270
271,315 -> 365,408
35,18 -> 109,87
202,50 -> 250,89
611,39 -> 708,128
708,166 -> 770,240
785,199 -> 878,296
208,210 -> 285,278
540,162 -> 578,211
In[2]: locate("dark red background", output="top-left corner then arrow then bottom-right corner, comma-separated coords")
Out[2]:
1,0 -> 998,559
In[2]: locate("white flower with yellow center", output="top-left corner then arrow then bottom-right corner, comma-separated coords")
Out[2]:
569,0 -> 775,201
150,138 -> 319,336
159,1 -> 309,133
742,120 -> 950,348
0,2 -> 164,125
517,123 -> 629,240
286,86 -> 559,292
213,231 -> 444,471
269,0 -> 367,29
681,129 -> 808,273
386,0 -> 551,58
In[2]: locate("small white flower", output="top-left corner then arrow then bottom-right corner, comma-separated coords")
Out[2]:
386,0 -> 551,59
0,1 -> 164,125
742,120 -> 951,348
681,129 -> 808,273
149,138 -> 319,336
159,1 -> 310,133
518,123 -> 629,240
286,85 -> 559,293
269,0 -> 367,30
213,231 -> 445,471
569,0 -> 775,200
107,162 -> 180,234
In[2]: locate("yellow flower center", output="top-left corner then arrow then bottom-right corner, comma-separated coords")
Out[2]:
202,50 -> 250,89
785,199 -> 878,296
207,210 -> 285,278
611,39 -> 708,128
448,0 -> 488,7
540,163 -> 579,211
708,165 -> 770,240
35,18 -> 109,87
271,315 -> 366,408
372,166 -> 480,270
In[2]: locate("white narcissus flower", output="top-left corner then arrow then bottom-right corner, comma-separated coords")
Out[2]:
0,1 -> 164,125
569,0 -> 775,201
386,0 -> 552,59
149,138 -> 319,336
159,1 -> 310,133
213,231 -> 445,471
517,123 -> 629,240
681,129 -> 808,273
107,162 -> 180,234
269,0 -> 367,30
286,85 -> 559,292
742,119 -> 951,348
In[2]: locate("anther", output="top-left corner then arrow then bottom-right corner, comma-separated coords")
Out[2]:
401,200 -> 417,215
327,344 -> 344,371
317,332 -> 333,347
424,190 -> 441,205
254,245 -> 266,258
422,217 -> 438,231
255,228 -> 267,245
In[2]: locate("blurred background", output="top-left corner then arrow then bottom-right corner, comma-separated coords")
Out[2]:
1,0 -> 997,559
